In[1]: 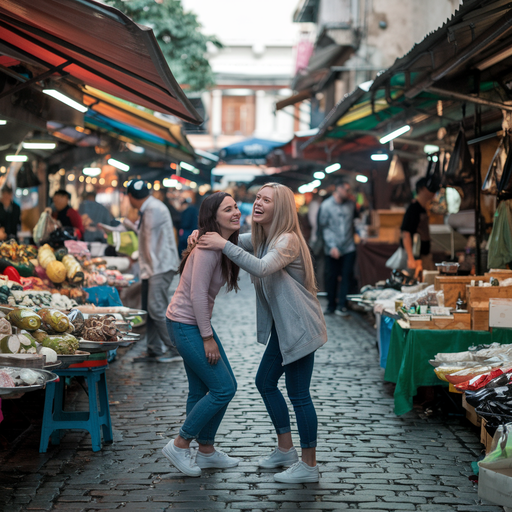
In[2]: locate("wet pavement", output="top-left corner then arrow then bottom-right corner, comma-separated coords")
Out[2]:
0,272 -> 503,511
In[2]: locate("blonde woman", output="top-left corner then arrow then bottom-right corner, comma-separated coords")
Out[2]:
197,183 -> 327,484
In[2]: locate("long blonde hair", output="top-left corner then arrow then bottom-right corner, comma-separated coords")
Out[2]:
251,183 -> 317,294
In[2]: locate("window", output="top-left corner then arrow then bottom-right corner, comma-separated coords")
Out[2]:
222,95 -> 255,136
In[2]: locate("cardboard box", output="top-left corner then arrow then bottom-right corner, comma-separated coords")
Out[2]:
489,298 -> 512,328
408,313 -> 471,330
471,303 -> 489,331
480,418 -> 493,453
478,465 -> 512,510
462,393 -> 481,426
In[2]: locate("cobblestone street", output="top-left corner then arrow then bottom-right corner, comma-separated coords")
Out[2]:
0,272 -> 502,511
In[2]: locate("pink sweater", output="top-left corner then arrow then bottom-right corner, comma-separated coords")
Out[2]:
166,247 -> 226,338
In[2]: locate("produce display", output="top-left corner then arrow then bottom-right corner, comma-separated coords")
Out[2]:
0,240 -> 37,277
61,254 -> 84,284
42,334 -> 79,355
37,244 -> 84,285
7,308 -> 42,331
0,282 -> 23,304
0,333 -> 37,354
9,290 -> 79,309
68,309 -> 84,337
46,260 -> 67,284
38,308 -> 72,333
83,315 -> 118,341
37,244 -> 56,270
0,307 -> 79,358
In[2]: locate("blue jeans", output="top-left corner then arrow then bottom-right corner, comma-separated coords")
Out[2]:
166,319 -> 237,445
255,325 -> 317,448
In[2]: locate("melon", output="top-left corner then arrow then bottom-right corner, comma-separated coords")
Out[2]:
46,260 -> 67,284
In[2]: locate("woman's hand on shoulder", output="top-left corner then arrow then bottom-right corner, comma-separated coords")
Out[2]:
197,232 -> 227,251
187,230 -> 199,246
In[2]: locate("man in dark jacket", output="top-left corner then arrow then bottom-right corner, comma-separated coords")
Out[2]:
318,178 -> 358,317
52,189 -> 84,240
0,185 -> 21,241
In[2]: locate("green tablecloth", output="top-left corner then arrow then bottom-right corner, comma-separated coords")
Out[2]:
383,323 -> 512,416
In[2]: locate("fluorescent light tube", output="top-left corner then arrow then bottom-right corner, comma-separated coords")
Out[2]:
43,89 -> 88,113
83,167 -> 102,177
313,171 -> 325,180
108,158 -> 130,172
22,142 -> 56,150
379,125 -> 411,144
370,154 -> 389,161
325,163 -> 341,173
356,175 -> 369,183
180,161 -> 200,174
5,155 -> 28,162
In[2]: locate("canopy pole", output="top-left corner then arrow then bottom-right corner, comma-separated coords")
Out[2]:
426,86 -> 512,112
474,103 -> 483,274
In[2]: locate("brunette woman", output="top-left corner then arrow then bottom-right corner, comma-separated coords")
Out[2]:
197,183 -> 327,484
162,192 -> 241,477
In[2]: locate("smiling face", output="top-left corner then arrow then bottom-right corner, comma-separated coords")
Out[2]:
216,196 -> 241,238
252,186 -> 275,230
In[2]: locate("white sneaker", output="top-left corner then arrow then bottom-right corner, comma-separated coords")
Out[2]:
274,461 -> 319,483
258,447 -> 299,469
196,449 -> 240,469
162,440 -> 201,477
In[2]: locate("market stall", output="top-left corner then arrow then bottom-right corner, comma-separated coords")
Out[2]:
0,232 -> 145,451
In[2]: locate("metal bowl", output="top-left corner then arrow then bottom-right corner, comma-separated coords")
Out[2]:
57,350 -> 91,369
0,367 -> 59,398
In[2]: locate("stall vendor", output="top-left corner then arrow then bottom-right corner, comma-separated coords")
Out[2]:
0,185 -> 21,241
400,177 -> 437,274
52,189 -> 84,240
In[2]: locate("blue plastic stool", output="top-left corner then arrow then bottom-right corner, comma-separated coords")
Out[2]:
39,366 -> 113,453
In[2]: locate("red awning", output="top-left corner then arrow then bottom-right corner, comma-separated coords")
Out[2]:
0,0 -> 202,124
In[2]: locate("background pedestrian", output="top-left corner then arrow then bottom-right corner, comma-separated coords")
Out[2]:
318,178 -> 357,317
126,180 -> 181,363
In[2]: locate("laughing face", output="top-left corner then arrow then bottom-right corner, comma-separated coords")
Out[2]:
252,186 -> 275,229
216,196 -> 241,238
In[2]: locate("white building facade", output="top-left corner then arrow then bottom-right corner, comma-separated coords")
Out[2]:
181,0 -> 310,152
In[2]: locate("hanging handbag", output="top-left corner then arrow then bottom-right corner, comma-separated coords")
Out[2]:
16,163 -> 41,189
444,128 -> 475,186
497,141 -> 512,200
482,137 -> 507,195
446,183 -> 476,212
387,155 -> 405,184
425,154 -> 442,192
385,246 -> 408,270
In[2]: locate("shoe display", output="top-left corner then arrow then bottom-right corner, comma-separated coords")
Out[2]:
196,449 -> 240,469
258,447 -> 299,469
162,440 -> 201,477
274,461 -> 319,483
335,308 -> 349,317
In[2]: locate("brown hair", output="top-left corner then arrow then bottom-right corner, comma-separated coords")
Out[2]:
179,192 -> 240,292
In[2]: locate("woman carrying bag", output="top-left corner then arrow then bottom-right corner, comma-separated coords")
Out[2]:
197,183 -> 327,483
